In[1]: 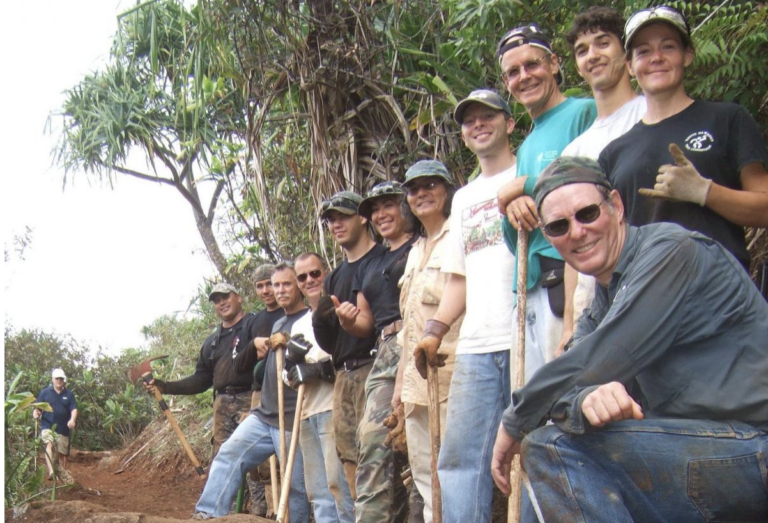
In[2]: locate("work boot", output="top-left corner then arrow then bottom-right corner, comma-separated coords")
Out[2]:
190,512 -> 213,520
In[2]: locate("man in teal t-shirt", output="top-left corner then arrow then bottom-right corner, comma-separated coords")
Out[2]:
496,23 -> 596,378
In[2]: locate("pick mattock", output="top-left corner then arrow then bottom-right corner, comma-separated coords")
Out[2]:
269,455 -> 280,517
271,332 -> 289,522
128,355 -> 206,477
508,230 -> 529,523
427,364 -> 443,523
276,384 -> 305,522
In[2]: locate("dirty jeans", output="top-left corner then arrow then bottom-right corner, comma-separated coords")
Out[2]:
195,413 -> 310,522
300,410 -> 355,523
522,419 -> 768,522
438,351 -> 510,523
355,335 -> 409,523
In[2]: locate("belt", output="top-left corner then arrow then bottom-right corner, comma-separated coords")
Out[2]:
217,386 -> 250,396
381,319 -> 403,338
342,357 -> 375,373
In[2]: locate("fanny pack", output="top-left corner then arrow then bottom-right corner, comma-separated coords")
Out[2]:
539,256 -> 565,318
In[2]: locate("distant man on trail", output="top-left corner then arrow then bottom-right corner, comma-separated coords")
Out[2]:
312,191 -> 385,498
491,157 -> 768,522
599,5 -> 768,271
34,368 -> 78,482
496,22 -> 597,365
415,89 -> 517,523
561,6 -> 647,328
194,263 -> 311,521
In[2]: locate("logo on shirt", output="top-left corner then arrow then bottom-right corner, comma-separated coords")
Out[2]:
684,131 -> 713,152
231,335 -> 241,359
462,198 -> 504,256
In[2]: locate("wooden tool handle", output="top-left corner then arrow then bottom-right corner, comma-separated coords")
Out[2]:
275,350 -> 288,500
276,384 -> 305,522
427,365 -> 442,523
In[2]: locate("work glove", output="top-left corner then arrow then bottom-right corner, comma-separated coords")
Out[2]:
143,378 -> 166,395
314,295 -> 337,323
414,320 -> 450,379
383,404 -> 407,454
267,331 -> 289,351
638,143 -> 712,206
285,359 -> 335,387
313,296 -> 340,354
285,334 -> 311,363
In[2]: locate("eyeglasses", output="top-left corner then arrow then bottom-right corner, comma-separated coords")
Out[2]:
501,57 -> 548,83
542,201 -> 605,237
320,195 -> 356,213
296,269 -> 323,283
405,180 -> 439,196
54,377 -> 65,381
624,6 -> 689,49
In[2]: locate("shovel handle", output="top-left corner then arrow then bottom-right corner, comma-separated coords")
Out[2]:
142,373 -> 206,477
427,365 -> 442,523
276,384 -> 305,522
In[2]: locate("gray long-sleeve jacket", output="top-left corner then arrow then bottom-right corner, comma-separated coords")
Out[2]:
502,223 -> 768,440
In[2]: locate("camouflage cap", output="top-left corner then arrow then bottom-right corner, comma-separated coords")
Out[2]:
533,156 -> 613,210
358,181 -> 405,219
252,263 -> 276,284
320,191 -> 363,219
454,89 -> 513,125
403,159 -> 454,187
208,282 -> 239,301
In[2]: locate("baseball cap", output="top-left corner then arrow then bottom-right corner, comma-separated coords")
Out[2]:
454,89 -> 513,125
497,23 -> 564,85
208,282 -> 239,301
252,264 -> 276,284
52,368 -> 67,381
320,191 -> 363,219
624,6 -> 691,52
358,181 -> 405,219
533,156 -> 613,210
403,160 -> 454,187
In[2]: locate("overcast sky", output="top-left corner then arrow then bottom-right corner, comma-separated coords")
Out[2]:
2,1 -> 217,354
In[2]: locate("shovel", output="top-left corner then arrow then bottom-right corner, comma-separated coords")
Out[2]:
128,356 -> 206,477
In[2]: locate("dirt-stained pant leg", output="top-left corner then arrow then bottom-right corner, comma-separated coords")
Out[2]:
355,336 -> 409,523
333,362 -> 373,499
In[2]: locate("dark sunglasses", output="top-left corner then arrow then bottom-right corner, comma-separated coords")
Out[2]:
296,269 -> 323,283
405,180 -> 440,196
542,201 -> 605,237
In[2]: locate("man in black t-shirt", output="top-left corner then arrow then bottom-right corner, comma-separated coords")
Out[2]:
313,190 -> 384,499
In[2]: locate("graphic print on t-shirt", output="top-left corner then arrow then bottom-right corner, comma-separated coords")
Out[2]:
462,198 -> 503,256
684,131 -> 714,152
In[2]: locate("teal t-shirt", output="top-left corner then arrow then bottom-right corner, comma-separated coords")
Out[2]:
504,97 -> 597,291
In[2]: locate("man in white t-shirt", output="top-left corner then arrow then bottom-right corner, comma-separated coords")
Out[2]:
287,252 -> 355,523
561,6 -> 647,330
415,89 -> 516,523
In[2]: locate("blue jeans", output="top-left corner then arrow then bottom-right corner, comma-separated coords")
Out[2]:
195,414 -> 310,522
300,411 -> 355,523
523,419 -> 768,522
438,351 -> 510,523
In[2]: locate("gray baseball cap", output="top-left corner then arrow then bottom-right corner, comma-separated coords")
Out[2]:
624,5 -> 691,52
208,282 -> 239,300
320,191 -> 363,219
454,89 -> 513,125
403,160 -> 454,187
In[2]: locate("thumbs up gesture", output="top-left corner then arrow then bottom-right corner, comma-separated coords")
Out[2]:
638,143 -> 713,206
331,295 -> 360,330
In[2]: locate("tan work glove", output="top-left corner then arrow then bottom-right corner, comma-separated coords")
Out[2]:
383,404 -> 407,454
414,320 -> 450,379
638,143 -> 712,206
267,332 -> 289,351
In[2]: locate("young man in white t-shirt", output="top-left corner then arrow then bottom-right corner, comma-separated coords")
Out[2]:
560,6 -> 647,330
414,89 -> 516,523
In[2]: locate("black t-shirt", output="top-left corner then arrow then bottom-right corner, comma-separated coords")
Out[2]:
247,308 -> 285,391
599,101 -> 768,268
320,243 -> 386,367
254,308 -> 309,430
354,236 -> 417,332
164,313 -> 261,395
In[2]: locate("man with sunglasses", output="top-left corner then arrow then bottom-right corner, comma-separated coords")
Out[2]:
496,23 -> 597,376
313,191 -> 385,499
287,252 -> 355,523
599,6 -> 768,272
491,156 -> 768,522
415,89 -> 517,523
559,6 -> 648,334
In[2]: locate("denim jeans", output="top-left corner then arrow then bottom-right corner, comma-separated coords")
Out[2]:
195,413 -> 310,522
300,411 -> 355,523
438,351 -> 510,523
523,419 -> 768,522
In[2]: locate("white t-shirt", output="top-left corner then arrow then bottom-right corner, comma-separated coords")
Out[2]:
561,95 -> 646,324
442,165 -> 517,354
291,311 -> 334,419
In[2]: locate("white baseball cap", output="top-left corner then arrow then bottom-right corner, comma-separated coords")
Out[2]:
52,368 -> 67,381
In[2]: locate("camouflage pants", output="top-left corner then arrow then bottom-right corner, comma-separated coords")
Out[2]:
355,335 -> 409,523
333,362 -> 373,467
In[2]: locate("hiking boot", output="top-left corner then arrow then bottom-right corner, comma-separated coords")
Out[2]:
190,512 -> 213,520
